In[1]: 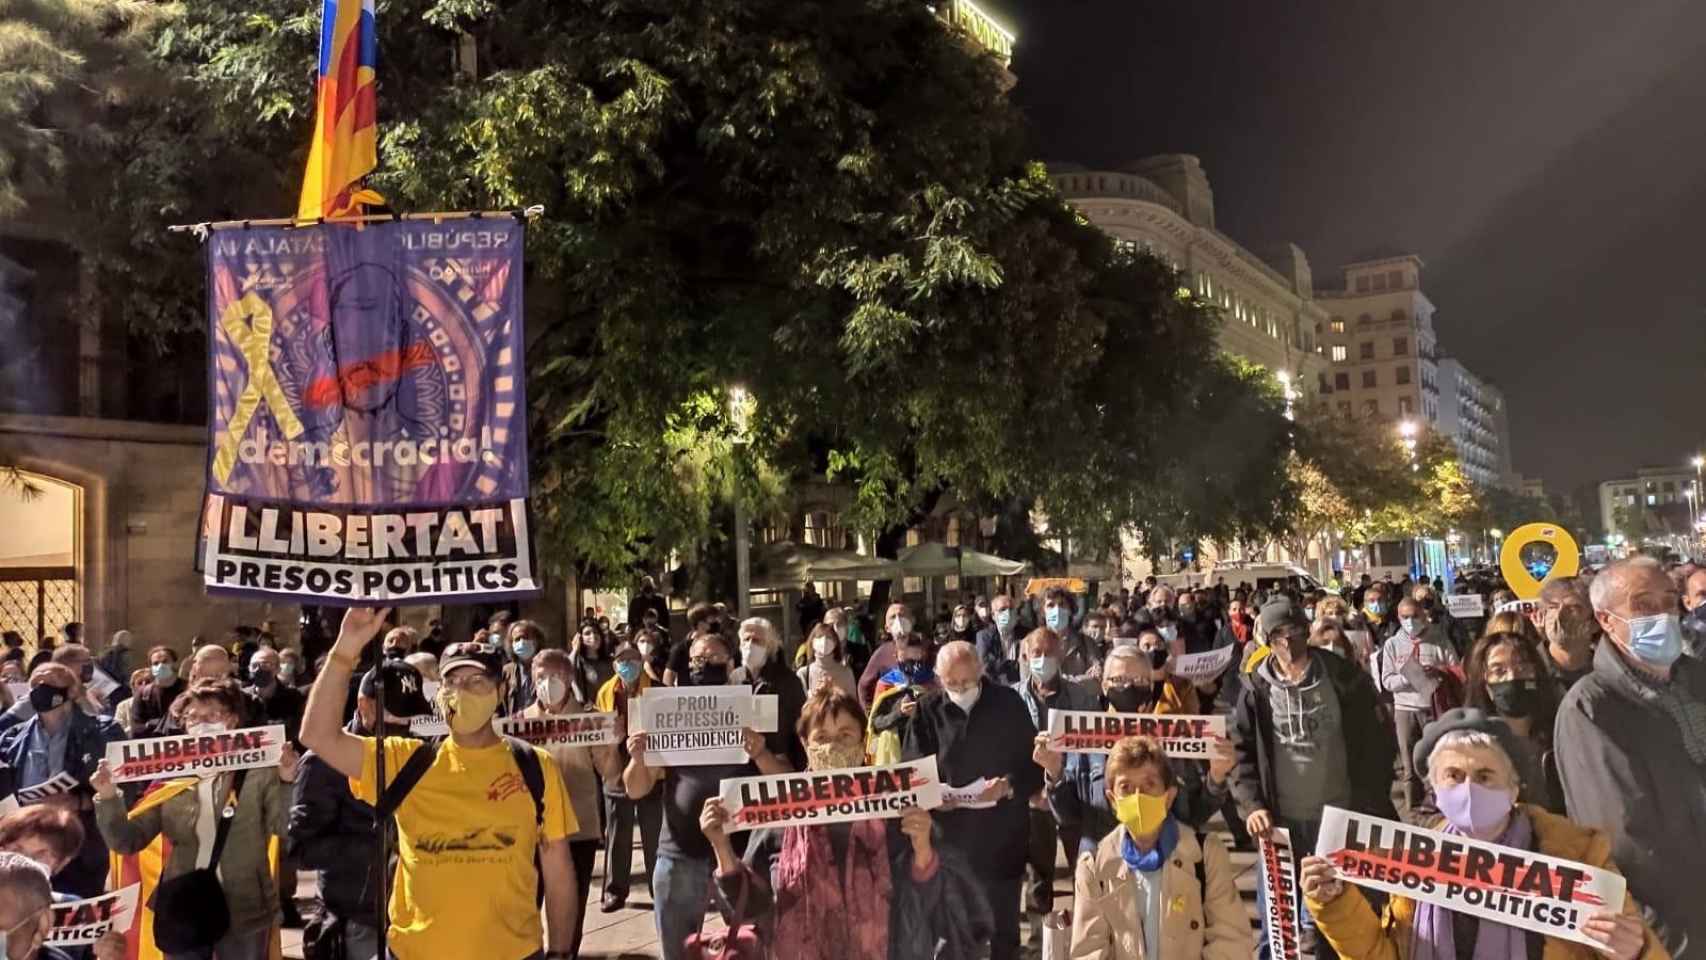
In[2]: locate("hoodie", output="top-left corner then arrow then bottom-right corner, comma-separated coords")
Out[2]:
1255,655 -> 1352,821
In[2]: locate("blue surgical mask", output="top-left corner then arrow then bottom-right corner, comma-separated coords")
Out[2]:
1045,606 -> 1067,631
1029,655 -> 1059,681
615,660 -> 642,685
1618,612 -> 1683,668
151,662 -> 176,684
1367,601 -> 1385,615
995,610 -> 1013,630
1400,617 -> 1420,635
513,639 -> 536,661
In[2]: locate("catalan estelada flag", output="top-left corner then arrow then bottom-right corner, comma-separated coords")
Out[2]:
297,0 -> 383,220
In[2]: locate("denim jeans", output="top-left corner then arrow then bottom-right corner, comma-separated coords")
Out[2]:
652,853 -> 721,960
1254,817 -> 1338,960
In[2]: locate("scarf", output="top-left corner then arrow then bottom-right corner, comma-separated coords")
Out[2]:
1609,649 -> 1706,767
1118,818 -> 1178,874
1230,617 -> 1251,644
1411,812 -> 1532,960
770,821 -> 893,960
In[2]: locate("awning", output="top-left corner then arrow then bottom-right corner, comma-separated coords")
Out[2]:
749,541 -> 903,590
895,542 -> 1030,578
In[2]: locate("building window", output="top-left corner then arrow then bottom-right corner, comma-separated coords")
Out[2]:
1390,309 -> 1407,323
1355,276 -> 1370,293
1357,313 -> 1372,327
1360,341 -> 1375,360
1331,345 -> 1347,362
1373,273 -> 1388,292
1388,269 -> 1403,289
1361,370 -> 1377,388
1330,316 -> 1345,333
1396,366 -> 1412,385
1334,372 -> 1350,390
1399,396 -> 1414,416
1664,481 -> 1676,491
1318,373 -> 1329,393
1393,336 -> 1408,355
1648,494 -> 1658,506
1364,398 -> 1380,416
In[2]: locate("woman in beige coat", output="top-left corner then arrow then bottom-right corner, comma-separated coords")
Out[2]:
1070,735 -> 1252,960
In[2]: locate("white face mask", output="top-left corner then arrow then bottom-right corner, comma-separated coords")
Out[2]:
537,675 -> 567,706
952,615 -> 969,631
741,641 -> 768,672
890,617 -> 912,639
638,642 -> 655,658
813,636 -> 835,658
946,684 -> 981,713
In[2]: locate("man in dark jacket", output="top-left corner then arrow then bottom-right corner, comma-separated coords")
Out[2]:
901,640 -> 1041,960
625,576 -> 669,634
1230,598 -> 1394,960
246,646 -> 308,746
973,594 -> 1023,687
1558,557 -> 1706,957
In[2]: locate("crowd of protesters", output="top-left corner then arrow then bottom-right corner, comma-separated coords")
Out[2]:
0,555 -> 1701,960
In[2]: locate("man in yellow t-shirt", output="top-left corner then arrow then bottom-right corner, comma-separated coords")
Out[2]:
302,607 -> 580,960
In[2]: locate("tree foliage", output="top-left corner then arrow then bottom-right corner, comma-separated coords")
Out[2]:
1288,407 -> 1476,546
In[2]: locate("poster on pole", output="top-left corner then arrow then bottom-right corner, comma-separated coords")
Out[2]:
718,756 -> 942,831
1172,644 -> 1238,682
1259,826 -> 1312,960
1315,806 -> 1625,949
45,884 -> 140,948
106,725 -> 287,783
196,220 -> 540,605
1045,710 -> 1226,759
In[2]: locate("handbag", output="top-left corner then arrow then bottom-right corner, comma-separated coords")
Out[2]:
682,865 -> 764,960
152,770 -> 247,953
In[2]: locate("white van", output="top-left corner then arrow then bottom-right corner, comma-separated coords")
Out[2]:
1155,563 -> 1325,595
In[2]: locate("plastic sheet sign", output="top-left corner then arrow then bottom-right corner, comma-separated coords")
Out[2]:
1259,827 -> 1313,960
1316,806 -> 1626,949
1172,644 -> 1237,682
106,725 -> 286,783
46,884 -> 140,947
718,756 -> 943,832
1499,524 -> 1581,600
1044,711 -> 1226,759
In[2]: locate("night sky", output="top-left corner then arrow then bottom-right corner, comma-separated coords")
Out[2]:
996,0 -> 1706,499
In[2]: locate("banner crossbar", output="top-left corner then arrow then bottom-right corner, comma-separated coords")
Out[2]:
167,205 -> 545,241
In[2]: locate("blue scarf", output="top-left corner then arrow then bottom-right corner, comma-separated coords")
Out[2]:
1119,817 -> 1178,873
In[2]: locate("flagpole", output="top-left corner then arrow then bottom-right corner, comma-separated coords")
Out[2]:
166,205 -> 545,237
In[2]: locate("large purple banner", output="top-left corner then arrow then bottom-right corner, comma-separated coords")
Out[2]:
197,220 -> 539,605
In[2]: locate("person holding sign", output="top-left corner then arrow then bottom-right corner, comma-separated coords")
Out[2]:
1068,735 -> 1252,960
1300,708 -> 1662,960
1132,626 -> 1202,714
594,639 -> 661,913
1014,627 -> 1101,924
699,687 -> 990,960
91,678 -> 299,960
0,807 -> 125,960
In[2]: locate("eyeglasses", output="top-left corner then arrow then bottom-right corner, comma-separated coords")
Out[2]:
687,657 -> 730,670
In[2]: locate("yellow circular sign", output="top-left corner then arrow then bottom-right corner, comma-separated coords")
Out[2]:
1499,523 -> 1581,600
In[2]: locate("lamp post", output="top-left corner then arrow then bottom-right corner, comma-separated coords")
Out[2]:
730,386 -> 753,619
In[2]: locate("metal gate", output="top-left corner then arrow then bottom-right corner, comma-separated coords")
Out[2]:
0,567 -> 79,642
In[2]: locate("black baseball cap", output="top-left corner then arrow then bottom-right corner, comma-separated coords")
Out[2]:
440,641 -> 505,678
359,661 -> 433,717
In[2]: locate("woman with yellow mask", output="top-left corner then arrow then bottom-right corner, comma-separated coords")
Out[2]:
1068,735 -> 1251,960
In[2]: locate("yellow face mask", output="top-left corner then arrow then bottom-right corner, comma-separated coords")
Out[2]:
1110,790 -> 1170,839
438,687 -> 500,735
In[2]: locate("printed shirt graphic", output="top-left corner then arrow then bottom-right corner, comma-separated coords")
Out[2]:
354,736 -> 575,960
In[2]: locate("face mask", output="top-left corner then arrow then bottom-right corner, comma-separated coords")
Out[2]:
1045,606 -> 1067,631
537,675 -> 567,706
812,636 -> 835,658
953,615 -> 969,632
279,663 -> 297,682
152,662 -> 177,685
1029,655 -> 1059,682
438,686 -> 500,735
0,906 -> 45,959
384,648 -> 408,661
513,640 -> 536,661
1367,600 -> 1385,615
899,660 -> 929,683
1145,647 -> 1168,671
740,641 -> 768,672
638,642 -> 656,659
1435,781 -> 1515,835
251,668 -> 275,688
946,684 -> 981,713
689,663 -> 730,686
1179,605 -> 1197,621
187,721 -> 228,736
1157,625 -> 1177,644
995,610 -> 1013,630
29,684 -> 69,714
1400,617 -> 1420,635
1304,608 -> 1315,623
1486,679 -> 1544,718
806,741 -> 866,772
1104,685 -> 1152,713
890,617 -> 912,639
1110,790 -> 1171,839
1619,612 -> 1683,668
615,660 -> 642,685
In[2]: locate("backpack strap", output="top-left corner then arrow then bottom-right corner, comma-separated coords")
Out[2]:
503,736 -> 546,828
207,769 -> 249,866
374,739 -> 440,822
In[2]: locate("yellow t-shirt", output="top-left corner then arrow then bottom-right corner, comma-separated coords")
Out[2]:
354,735 -> 577,960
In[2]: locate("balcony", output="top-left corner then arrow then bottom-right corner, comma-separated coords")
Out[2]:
935,0 -> 1015,67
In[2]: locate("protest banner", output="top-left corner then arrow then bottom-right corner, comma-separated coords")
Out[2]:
106,725 -> 287,783
635,685 -> 761,766
45,884 -> 140,948
195,220 -> 540,605
15,771 -> 79,804
1495,599 -> 1539,616
1316,806 -> 1626,949
501,713 -> 619,748
1445,593 -> 1486,618
719,756 -> 942,831
1259,826 -> 1312,960
1045,710 -> 1226,759
1172,644 -> 1238,682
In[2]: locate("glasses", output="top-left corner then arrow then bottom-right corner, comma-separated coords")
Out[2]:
181,710 -> 232,727
688,657 -> 730,670
442,673 -> 497,693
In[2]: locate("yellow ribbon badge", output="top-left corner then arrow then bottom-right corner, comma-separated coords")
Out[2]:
212,292 -> 305,486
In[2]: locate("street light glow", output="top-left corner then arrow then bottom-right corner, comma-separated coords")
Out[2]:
1398,419 -> 1418,438
1692,455 -> 1703,470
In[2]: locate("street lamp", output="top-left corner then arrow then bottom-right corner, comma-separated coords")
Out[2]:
729,386 -> 754,618
1397,419 -> 1419,473
1276,370 -> 1296,421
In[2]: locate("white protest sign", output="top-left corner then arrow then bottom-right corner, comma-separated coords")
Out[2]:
45,883 -> 140,947
943,778 -> 998,810
719,756 -> 942,832
1258,826 -> 1313,960
1316,806 -> 1626,949
500,712 -> 619,748
1495,599 -> 1539,616
1172,644 -> 1237,682
1045,710 -> 1226,759
409,712 -> 449,737
15,771 -> 79,804
635,685 -> 756,766
106,724 -> 286,783
1445,594 -> 1485,618
1398,655 -> 1439,698
88,667 -> 122,701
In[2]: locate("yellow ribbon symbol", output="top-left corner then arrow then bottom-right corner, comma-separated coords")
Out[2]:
212,292 -> 305,485
1499,523 -> 1582,599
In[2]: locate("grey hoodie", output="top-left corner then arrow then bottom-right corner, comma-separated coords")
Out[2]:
1257,655 -> 1352,820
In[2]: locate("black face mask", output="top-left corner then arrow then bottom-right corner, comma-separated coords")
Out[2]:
1146,648 -> 1169,671
1105,685 -> 1153,713
251,668 -> 275,689
79,664 -> 95,683
899,660 -> 929,682
1487,679 -> 1546,719
689,663 -> 730,686
30,684 -> 69,713
384,648 -> 408,661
